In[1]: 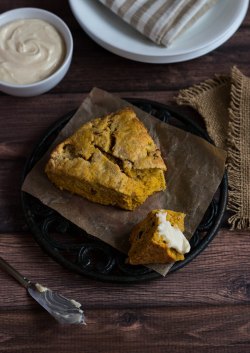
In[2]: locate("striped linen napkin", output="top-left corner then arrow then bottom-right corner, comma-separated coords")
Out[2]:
98,0 -> 218,46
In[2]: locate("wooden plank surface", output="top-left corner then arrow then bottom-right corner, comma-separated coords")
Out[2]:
0,1 -> 250,353
0,229 -> 250,307
1,305 -> 250,353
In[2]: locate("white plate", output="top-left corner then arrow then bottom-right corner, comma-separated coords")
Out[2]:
69,0 -> 249,63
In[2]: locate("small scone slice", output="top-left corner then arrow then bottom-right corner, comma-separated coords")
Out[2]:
45,108 -> 166,210
128,209 -> 190,265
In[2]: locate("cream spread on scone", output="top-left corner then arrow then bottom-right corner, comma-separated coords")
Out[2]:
156,210 -> 190,254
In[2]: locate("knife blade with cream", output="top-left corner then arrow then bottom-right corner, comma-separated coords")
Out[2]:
0,256 -> 86,325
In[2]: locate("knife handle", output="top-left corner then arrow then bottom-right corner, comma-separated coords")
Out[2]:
0,256 -> 31,288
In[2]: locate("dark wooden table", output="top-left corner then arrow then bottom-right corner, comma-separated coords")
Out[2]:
1,1 -> 250,352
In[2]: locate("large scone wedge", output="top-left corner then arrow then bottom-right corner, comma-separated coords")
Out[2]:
45,107 -> 166,210
128,209 -> 190,264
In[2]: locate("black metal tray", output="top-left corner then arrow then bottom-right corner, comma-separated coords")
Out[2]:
21,99 -> 227,283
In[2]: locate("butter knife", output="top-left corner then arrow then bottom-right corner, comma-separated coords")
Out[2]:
0,256 -> 85,324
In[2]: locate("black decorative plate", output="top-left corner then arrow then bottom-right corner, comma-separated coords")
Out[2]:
21,99 -> 227,283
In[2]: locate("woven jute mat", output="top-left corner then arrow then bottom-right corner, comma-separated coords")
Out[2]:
177,66 -> 250,230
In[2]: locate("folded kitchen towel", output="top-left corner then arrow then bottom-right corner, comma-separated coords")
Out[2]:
98,0 -> 218,46
177,67 -> 250,230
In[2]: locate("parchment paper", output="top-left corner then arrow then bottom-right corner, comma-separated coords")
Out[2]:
22,88 -> 227,276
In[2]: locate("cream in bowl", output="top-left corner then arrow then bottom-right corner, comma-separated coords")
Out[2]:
0,18 -> 66,85
0,8 -> 73,97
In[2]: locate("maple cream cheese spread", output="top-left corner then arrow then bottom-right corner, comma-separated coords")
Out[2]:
35,283 -> 48,293
0,19 -> 65,84
157,211 -> 190,254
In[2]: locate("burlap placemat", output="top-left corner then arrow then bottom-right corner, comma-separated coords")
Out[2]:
177,66 -> 250,230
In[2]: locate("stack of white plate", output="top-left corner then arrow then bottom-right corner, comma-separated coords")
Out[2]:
69,0 -> 249,64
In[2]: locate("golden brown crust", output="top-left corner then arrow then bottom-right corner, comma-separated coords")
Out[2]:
45,108 -> 166,210
128,209 -> 186,264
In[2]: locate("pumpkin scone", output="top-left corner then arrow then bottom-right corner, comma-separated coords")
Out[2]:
45,108 -> 166,210
128,209 -> 190,264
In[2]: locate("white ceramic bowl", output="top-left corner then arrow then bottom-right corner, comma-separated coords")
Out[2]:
0,8 -> 73,97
